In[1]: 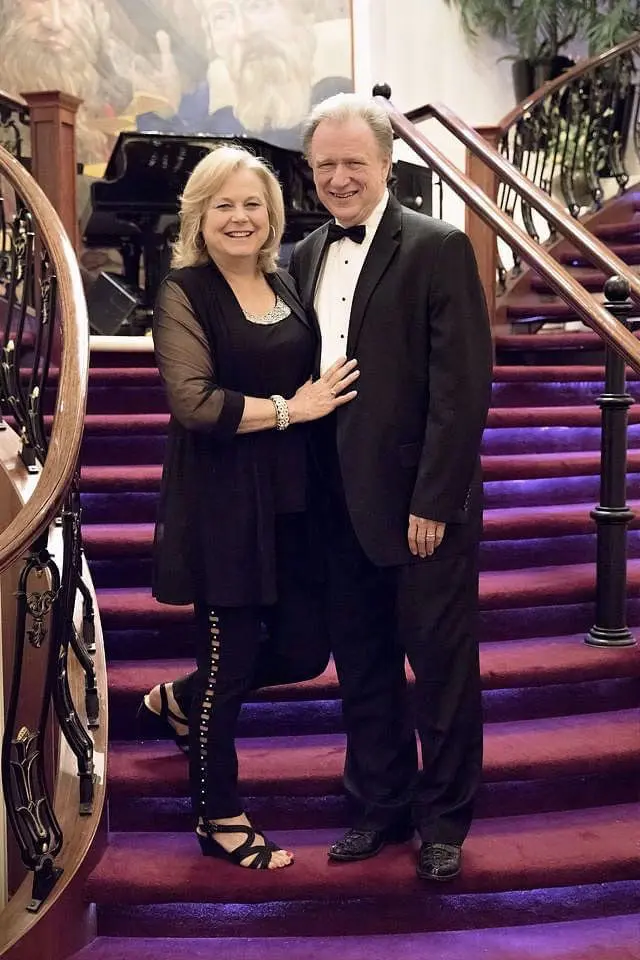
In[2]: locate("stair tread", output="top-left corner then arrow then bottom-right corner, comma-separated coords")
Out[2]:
106,634 -> 640,702
81,500 -> 640,550
78,450 -> 640,486
487,405 -> 640,426
84,803 -> 640,904
64,915 -> 640,960
110,708 -> 640,797
482,448 -> 640,480
95,560 -> 640,616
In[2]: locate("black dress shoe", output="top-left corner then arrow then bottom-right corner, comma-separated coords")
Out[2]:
328,823 -> 414,862
416,842 -> 461,881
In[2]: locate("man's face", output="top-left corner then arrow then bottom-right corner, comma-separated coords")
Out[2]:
208,0 -> 292,53
0,0 -> 101,94
309,118 -> 391,227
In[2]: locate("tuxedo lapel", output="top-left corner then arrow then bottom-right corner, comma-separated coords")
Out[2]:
301,222 -> 330,311
347,197 -> 402,356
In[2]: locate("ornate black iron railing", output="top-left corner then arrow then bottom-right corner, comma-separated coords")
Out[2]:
0,141 -> 92,912
0,88 -> 29,161
497,35 -> 640,281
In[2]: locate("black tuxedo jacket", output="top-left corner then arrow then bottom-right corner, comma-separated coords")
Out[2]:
289,195 -> 493,567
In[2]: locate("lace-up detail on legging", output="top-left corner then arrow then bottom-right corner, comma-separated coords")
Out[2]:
197,609 -> 221,811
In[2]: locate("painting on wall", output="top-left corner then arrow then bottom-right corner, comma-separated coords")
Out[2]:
0,0 -> 354,167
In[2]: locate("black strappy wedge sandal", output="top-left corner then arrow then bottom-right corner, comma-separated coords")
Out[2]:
136,683 -> 190,754
196,820 -> 291,869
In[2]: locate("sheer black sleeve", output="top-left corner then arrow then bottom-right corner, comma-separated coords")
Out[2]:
153,280 -> 245,437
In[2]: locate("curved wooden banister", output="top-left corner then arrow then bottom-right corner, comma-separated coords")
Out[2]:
0,143 -> 88,574
411,99 -> 640,309
498,32 -> 640,134
374,94 -> 640,374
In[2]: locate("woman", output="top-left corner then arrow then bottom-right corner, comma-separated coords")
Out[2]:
141,145 -> 358,870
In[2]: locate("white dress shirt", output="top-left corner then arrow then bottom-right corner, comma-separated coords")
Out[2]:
315,189 -> 390,374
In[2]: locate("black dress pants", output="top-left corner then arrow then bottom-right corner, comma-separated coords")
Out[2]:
185,513 -> 328,820
325,492 -> 483,844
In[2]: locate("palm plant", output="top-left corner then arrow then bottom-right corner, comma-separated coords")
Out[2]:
443,0 -> 582,61
584,0 -> 640,54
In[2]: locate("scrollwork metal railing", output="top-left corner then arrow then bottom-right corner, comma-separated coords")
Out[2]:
0,88 -> 30,162
497,34 -> 640,280
0,139 -> 92,912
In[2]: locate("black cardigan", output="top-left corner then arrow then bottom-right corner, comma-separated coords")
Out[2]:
152,260 -> 317,606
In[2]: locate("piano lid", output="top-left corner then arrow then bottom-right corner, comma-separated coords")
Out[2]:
84,131 -> 327,226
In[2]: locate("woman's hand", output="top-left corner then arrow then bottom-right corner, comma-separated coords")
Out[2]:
288,358 -> 359,424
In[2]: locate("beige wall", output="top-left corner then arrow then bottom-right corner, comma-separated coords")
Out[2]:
354,0 -> 516,229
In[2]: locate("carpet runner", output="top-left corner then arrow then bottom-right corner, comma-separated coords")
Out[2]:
63,336 -> 640,958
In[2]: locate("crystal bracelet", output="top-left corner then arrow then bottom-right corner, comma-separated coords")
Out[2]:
270,394 -> 290,431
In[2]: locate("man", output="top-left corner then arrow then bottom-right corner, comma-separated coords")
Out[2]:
138,0 -> 352,150
143,92 -> 492,881
288,93 -> 492,880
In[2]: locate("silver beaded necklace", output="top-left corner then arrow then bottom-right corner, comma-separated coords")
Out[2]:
243,295 -> 291,326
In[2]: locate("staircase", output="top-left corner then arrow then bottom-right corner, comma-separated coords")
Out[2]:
66,252 -> 640,956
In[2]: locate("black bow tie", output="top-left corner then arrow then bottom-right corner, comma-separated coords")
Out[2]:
326,222 -> 366,245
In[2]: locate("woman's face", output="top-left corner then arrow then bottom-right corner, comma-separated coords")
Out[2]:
202,168 -> 271,267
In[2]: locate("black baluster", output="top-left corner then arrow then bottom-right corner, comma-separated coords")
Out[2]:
586,276 -> 637,647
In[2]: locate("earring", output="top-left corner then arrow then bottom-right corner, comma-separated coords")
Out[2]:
268,224 -> 276,241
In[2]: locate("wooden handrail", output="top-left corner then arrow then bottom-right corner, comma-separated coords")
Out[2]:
497,32 -> 640,135
0,143 -> 88,574
374,94 -> 640,374
411,100 -> 640,309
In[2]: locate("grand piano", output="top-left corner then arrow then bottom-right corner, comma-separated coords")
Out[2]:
81,132 -> 432,334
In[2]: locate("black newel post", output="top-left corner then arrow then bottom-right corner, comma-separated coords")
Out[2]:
586,276 -> 637,647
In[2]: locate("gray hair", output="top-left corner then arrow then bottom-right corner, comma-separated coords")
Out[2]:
301,93 -> 394,161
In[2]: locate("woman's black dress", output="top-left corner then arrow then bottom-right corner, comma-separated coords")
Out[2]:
152,259 -> 319,608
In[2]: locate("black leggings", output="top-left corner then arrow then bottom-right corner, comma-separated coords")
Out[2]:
186,516 -> 329,820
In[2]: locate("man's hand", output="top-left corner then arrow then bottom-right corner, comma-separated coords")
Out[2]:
408,515 -> 446,558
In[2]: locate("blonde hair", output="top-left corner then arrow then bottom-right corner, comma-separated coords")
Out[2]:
302,93 -> 394,163
171,146 -> 285,273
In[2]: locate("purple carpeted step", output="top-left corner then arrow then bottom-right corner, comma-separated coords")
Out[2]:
67,913 -> 640,960
592,214 -> 640,241
106,636 -> 640,706
111,771 -> 640,833
102,598 -> 640,659
79,449 -> 640,488
93,880 -> 640,938
493,331 -> 638,368
483,448 -> 640,481
81,464 -> 162,492
479,530 -> 640,571
109,710 -> 640,806
531,266 -> 639,296
79,472 -> 640,526
559,240 -> 640,267
41,367 -> 165,415
114,676 -> 639,740
482,423 -> 640,456
84,804 -> 640,907
492,371 -> 640,407
89,344 -> 157,368
84,501 -> 640,552
81,505 -> 640,583
484,473 -> 640,509
95,561 -> 640,632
